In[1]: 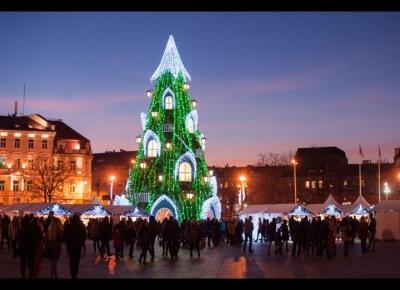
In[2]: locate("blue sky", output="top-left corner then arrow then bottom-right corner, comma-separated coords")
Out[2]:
0,12 -> 399,166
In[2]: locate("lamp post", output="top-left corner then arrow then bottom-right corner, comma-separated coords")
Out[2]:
109,176 -> 115,205
239,175 -> 246,209
291,159 -> 298,203
383,182 -> 391,200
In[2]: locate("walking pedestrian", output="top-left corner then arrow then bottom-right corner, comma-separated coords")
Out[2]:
47,217 -> 63,278
367,213 -> 376,252
243,216 -> 254,253
358,216 -> 369,253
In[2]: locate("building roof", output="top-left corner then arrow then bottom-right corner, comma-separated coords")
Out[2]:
237,204 -> 270,216
353,195 -> 371,207
323,194 -> 340,207
93,150 -> 137,167
0,114 -> 52,131
296,146 -> 347,157
48,120 -> 89,143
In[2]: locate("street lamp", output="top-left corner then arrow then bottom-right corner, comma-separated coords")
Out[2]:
109,176 -> 115,204
291,159 -> 298,203
383,182 -> 391,200
238,175 -> 246,207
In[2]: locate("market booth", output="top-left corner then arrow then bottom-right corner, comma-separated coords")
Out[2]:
374,200 -> 400,241
341,195 -> 372,219
105,205 -> 135,224
121,207 -> 150,221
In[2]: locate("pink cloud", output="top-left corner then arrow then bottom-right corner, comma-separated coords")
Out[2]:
0,94 -> 142,113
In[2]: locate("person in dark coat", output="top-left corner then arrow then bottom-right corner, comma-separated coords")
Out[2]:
243,216 -> 254,253
125,218 -> 136,259
160,217 -> 169,256
235,219 -> 244,246
367,213 -> 377,252
137,219 -> 149,264
358,216 -> 369,253
267,218 -> 277,255
280,220 -> 290,252
166,217 -> 180,259
205,218 -> 214,247
63,214 -> 86,279
19,215 -> 41,278
147,216 -> 158,260
185,219 -> 201,257
213,218 -> 221,246
99,216 -> 112,257
291,220 -> 302,257
254,217 -> 263,242
0,213 -> 11,249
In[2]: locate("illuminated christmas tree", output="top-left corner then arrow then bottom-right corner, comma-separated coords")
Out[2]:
128,35 -> 221,222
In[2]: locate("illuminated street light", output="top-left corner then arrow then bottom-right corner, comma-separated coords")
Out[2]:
383,182 -> 391,200
109,176 -> 115,204
291,159 -> 298,203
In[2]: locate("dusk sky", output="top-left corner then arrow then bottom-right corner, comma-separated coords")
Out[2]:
0,12 -> 399,166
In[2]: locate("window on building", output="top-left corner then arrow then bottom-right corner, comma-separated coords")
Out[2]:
12,180 -> 19,191
224,182 -> 229,189
13,198 -> 21,203
28,159 -> 34,169
58,143 -> 64,150
0,157 -> 5,168
69,182 -> 76,193
344,180 -> 348,187
311,181 -> 316,189
0,181 -> 5,191
16,159 -> 21,169
305,181 -> 310,188
14,139 -> 20,148
187,118 -> 194,134
57,160 -> 63,170
27,180 -> 33,192
318,181 -> 323,189
0,138 -> 6,148
70,160 -> 76,170
28,139 -> 34,149
165,95 -> 173,110
147,139 -> 158,157
42,140 -> 48,150
178,162 -> 192,182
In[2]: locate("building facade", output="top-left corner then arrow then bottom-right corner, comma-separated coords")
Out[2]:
0,113 -> 92,204
213,147 -> 400,218
92,150 -> 136,203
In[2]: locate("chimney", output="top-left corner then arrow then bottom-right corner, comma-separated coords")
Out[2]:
14,101 -> 18,116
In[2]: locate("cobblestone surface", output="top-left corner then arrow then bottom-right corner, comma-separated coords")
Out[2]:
0,240 -> 399,278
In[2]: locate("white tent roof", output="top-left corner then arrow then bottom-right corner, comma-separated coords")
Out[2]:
374,200 -> 400,212
353,195 -> 371,207
305,203 -> 324,214
323,194 -> 340,207
104,205 -> 134,215
267,203 -> 297,214
90,195 -> 102,205
237,204 -> 270,216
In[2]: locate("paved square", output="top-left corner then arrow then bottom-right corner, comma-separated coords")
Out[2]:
0,240 -> 399,278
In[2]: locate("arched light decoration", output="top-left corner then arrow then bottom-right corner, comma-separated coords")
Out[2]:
183,82 -> 190,90
150,35 -> 191,83
140,162 -> 147,169
143,129 -> 161,158
165,142 -> 172,149
162,88 -> 176,110
151,111 -> 158,118
146,89 -> 153,98
191,99 -> 197,109
158,175 -> 163,182
150,194 -> 179,220
209,176 -> 218,197
140,112 -> 148,131
201,196 -> 222,220
136,136 -> 142,144
174,151 -> 197,182
185,110 -> 198,133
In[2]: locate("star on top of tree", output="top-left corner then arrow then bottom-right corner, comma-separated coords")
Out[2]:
150,35 -> 191,83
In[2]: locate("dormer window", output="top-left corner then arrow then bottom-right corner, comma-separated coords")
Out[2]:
178,162 -> 192,182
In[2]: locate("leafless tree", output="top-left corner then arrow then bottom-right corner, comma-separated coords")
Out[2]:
22,155 -> 71,203
256,151 -> 294,166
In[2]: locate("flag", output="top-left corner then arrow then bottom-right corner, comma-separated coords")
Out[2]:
359,145 -> 364,159
378,145 -> 381,159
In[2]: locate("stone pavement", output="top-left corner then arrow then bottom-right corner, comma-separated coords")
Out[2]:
0,240 -> 399,278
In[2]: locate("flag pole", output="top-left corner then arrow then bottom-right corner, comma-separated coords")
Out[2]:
359,162 -> 362,196
378,146 -> 381,203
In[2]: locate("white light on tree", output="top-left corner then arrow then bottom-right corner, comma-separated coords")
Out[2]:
136,136 -> 142,144
140,162 -> 147,169
146,89 -> 153,98
183,83 -> 190,90
204,176 -> 209,182
150,35 -> 191,83
165,142 -> 171,149
151,111 -> 158,118
191,99 -> 197,108
158,175 -> 163,182
208,170 -> 214,176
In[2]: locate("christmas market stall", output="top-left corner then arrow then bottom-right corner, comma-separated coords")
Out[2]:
32,203 -> 73,222
341,195 -> 372,218
287,204 -> 315,219
375,200 -> 400,241
0,203 -> 33,216
121,206 -> 150,221
104,205 -> 135,224
237,204 -> 271,238
63,204 -> 111,225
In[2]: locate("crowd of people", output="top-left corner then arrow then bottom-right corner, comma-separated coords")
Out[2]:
0,211 -> 377,279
